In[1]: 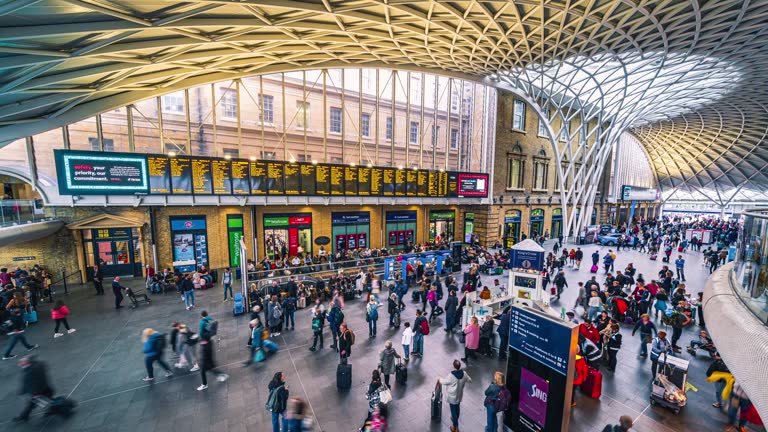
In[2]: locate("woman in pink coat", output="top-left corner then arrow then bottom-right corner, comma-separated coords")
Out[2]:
51,300 -> 76,338
462,316 -> 480,365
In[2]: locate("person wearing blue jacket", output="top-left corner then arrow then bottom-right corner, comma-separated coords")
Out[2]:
141,328 -> 172,382
649,330 -> 671,378
394,278 -> 408,309
496,306 -> 511,360
631,314 -> 657,357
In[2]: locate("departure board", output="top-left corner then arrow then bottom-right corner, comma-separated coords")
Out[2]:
148,156 -> 171,194
300,164 -> 317,195
382,168 -> 395,196
417,170 -> 428,197
230,160 -> 249,195
267,162 -> 284,194
191,158 -> 213,194
358,167 -> 371,196
330,166 -> 344,196
344,167 -> 358,196
211,159 -> 232,194
54,150 -> 489,198
406,170 -> 418,197
394,169 -> 406,196
249,161 -> 267,195
284,162 -> 300,195
370,168 -> 383,196
170,157 -> 192,194
315,165 -> 330,195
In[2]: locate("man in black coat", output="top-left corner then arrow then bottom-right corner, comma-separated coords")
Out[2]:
112,277 -> 125,309
13,356 -> 53,422
553,271 -> 568,301
496,307 -> 511,360
92,265 -> 105,295
444,291 -> 459,333
286,277 -> 298,298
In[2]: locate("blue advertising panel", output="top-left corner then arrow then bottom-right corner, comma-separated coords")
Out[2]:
511,249 -> 544,271
384,257 -> 394,280
386,210 -> 417,222
332,211 -> 370,224
509,306 -> 572,376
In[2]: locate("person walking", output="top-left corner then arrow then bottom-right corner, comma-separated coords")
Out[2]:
649,330 -> 671,378
267,295 -> 283,337
401,322 -> 413,362
92,265 -> 104,295
366,298 -> 379,337
587,291 -> 603,321
174,324 -> 200,371
221,267 -> 233,301
601,415 -> 634,432
496,307 -> 510,360
445,290 -> 459,333
141,328 -> 173,382
327,300 -> 343,352
197,330 -> 228,390
439,359 -> 472,432
12,356 -> 55,423
483,371 -> 510,432
282,293 -> 297,331
112,276 -> 125,309
3,293 -> 38,360
479,315 -> 494,357
553,271 -> 568,301
51,300 -> 76,338
387,293 -> 399,328
461,316 -> 480,364
180,274 -> 195,310
674,256 -> 686,282
412,309 -> 428,357
363,370 -> 384,427
706,353 -> 730,408
378,340 -> 401,387
574,282 -> 586,311
266,372 -> 289,432
605,324 -> 622,372
631,314 -> 657,357
309,307 -> 325,352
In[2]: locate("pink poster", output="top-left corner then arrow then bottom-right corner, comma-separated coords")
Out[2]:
519,368 -> 549,429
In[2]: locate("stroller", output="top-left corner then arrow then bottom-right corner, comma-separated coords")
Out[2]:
125,287 -> 151,308
609,296 -> 629,322
650,353 -> 689,414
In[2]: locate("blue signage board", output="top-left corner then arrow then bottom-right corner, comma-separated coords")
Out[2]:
386,210 -> 417,222
332,211 -> 370,224
384,257 -> 394,280
170,218 -> 207,231
511,249 -> 544,271
509,306 -> 572,376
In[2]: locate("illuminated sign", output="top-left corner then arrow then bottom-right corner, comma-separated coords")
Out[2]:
55,150 -> 148,195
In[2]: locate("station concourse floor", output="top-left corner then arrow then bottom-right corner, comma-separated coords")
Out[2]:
0,241 -> 755,432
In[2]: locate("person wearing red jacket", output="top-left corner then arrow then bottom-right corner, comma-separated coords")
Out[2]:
51,300 -> 75,338
579,319 -> 601,346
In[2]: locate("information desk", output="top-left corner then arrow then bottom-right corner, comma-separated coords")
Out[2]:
461,290 -> 514,351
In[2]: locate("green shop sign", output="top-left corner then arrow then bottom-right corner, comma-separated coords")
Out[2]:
430,211 -> 455,221
263,216 -> 289,227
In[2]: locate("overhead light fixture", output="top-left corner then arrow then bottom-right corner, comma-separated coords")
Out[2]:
224,155 -> 232,160
289,157 -> 296,163
249,156 -> 256,161
398,165 -> 404,170
367,163 -> 373,168
439,168 -> 445,172
167,151 -> 176,157
412,166 -> 418,171
350,162 -> 356,167
311,159 -> 318,165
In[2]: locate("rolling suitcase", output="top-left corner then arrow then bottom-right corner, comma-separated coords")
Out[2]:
580,367 -> 602,399
337,358 -> 352,390
233,293 -> 245,316
34,396 -> 76,418
650,254 -> 658,261
297,296 -> 307,309
395,359 -> 407,384
431,380 -> 442,421
590,264 -> 598,273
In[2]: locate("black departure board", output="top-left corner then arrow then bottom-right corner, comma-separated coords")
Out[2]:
267,162 -> 284,194
170,157 -> 192,194
394,169 -> 406,196
249,161 -> 267,195
230,160 -> 249,195
284,162 -> 300,195
148,156 -> 171,194
406,170 -> 418,197
344,167 -> 358,196
358,167 -> 371,196
382,168 -> 395,196
370,168 -> 383,196
330,166 -> 344,196
211,159 -> 231,194
54,150 -> 490,198
300,164 -> 316,195
315,165 -> 330,195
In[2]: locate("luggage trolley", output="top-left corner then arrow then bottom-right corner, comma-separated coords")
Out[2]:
650,354 -> 689,414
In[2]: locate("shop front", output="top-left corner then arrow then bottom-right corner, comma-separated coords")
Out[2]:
386,210 -> 417,250
530,208 -> 545,238
67,214 -> 146,280
504,210 -> 522,248
227,214 -> 244,268
263,213 -> 313,259
170,216 -> 209,273
463,212 -> 475,243
551,208 -> 563,238
428,210 -> 455,243
332,212 -> 370,253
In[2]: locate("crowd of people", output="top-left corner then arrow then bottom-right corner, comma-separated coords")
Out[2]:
2,215 -> 760,431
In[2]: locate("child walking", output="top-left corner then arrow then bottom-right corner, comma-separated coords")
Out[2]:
51,300 -> 76,338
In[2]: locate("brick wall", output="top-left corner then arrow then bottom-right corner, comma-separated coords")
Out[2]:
0,227 -> 79,278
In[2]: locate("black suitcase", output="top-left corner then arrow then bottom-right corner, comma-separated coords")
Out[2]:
337,360 -> 352,390
35,396 -> 76,418
393,313 -> 401,328
431,380 -> 442,421
433,306 -> 444,316
210,269 -> 218,283
411,290 -> 420,302
395,359 -> 407,384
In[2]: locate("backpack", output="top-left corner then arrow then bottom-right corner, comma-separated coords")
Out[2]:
272,304 -> 283,320
312,316 -> 321,332
154,333 -> 167,352
330,307 -> 344,326
344,329 -> 356,345
494,386 -> 512,412
205,320 -> 218,338
265,385 -> 285,412
368,303 -> 379,320
420,318 -> 430,335
285,298 -> 296,312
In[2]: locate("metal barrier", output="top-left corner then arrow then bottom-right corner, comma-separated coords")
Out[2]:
50,269 -> 84,297
244,257 -> 387,283
0,199 -> 62,228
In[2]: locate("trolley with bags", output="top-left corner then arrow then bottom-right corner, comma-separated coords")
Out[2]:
650,353 -> 689,414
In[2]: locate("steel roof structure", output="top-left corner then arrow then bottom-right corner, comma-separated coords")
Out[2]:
1,0 -> 767,231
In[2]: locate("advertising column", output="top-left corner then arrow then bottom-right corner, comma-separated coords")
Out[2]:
170,216 -> 208,273
227,214 -> 244,269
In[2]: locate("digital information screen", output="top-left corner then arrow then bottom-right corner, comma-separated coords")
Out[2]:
54,150 -> 489,198
170,157 -> 192,194
55,150 -> 149,195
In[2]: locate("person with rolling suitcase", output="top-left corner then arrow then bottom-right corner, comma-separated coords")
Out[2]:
378,340 -> 401,387
439,359 -> 472,432
431,379 -> 443,423
395,358 -> 407,385
13,355 -> 66,423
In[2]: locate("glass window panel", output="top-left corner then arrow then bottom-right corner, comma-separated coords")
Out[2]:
513,100 -> 526,130
330,107 -> 342,133
221,88 -> 238,119
186,85 -> 215,157
132,97 -> 162,154
362,113 -> 370,137
409,121 -> 418,144
260,94 -> 274,124
100,107 -> 129,153
162,92 -> 185,114
67,116 -> 98,151
538,106 -> 550,136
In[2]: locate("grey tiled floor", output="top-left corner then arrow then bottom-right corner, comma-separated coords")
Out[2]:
0,241 -> 754,431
